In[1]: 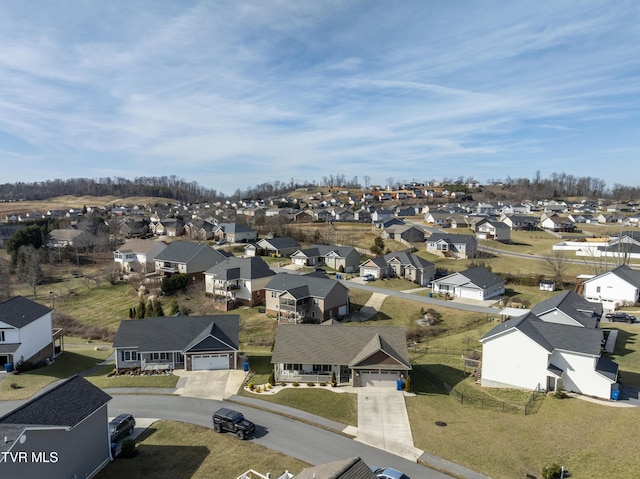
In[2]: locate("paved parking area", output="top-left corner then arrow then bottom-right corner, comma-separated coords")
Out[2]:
354,388 -> 423,461
174,370 -> 247,400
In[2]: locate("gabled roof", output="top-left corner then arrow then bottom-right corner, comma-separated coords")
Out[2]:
258,237 -> 301,249
0,296 -> 51,329
481,312 -> 604,356
436,267 -> 504,289
311,244 -> 358,258
293,456 -> 377,479
272,324 -> 410,370
382,251 -> 434,270
588,264 -> 640,288
265,273 -> 345,299
154,241 -> 231,264
217,222 -> 256,234
0,375 -> 111,451
113,315 -> 239,353
595,355 -> 619,381
204,256 -> 275,281
115,238 -> 166,254
427,233 -> 476,245
530,291 -> 601,328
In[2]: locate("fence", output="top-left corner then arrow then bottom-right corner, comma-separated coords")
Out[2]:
413,358 -> 543,416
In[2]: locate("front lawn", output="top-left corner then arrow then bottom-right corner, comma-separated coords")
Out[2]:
0,346 -> 112,400
96,420 -> 308,479
84,364 -> 179,389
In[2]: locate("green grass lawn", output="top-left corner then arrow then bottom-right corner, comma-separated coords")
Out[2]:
95,420 -> 309,479
84,364 -> 179,389
603,323 -> 640,387
0,346 -> 112,400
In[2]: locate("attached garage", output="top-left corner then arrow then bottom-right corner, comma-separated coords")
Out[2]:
192,353 -> 229,370
359,370 -> 399,387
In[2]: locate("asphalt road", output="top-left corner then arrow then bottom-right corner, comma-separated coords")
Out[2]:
107,394 -> 454,478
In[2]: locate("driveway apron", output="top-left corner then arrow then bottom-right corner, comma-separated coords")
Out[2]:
355,388 -> 423,461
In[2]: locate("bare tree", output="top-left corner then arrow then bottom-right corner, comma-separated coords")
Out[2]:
16,246 -> 44,299
0,257 -> 12,301
363,175 -> 371,189
543,250 -> 569,285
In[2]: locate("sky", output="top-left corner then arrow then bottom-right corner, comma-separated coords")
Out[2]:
1,1 -> 639,195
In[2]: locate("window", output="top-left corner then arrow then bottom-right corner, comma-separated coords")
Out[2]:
313,364 -> 331,372
0,331 -> 5,342
122,350 -> 139,361
176,353 -> 184,363
271,291 -> 278,298
284,363 -> 302,370
596,286 -> 601,293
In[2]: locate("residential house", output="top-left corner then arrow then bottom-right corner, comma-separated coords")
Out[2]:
0,375 -> 112,479
371,208 -> 395,223
582,265 -> 640,310
113,238 -> 167,273
117,218 -> 151,238
395,206 -> 418,217
292,457 -> 377,479
184,218 -> 217,240
568,213 -> 595,224
272,323 -> 410,387
381,224 -> 426,245
154,241 -> 232,283
151,218 -> 185,237
476,220 -> 511,242
424,211 -> 452,228
204,256 -> 276,310
500,214 -> 539,231
213,223 -> 258,243
113,315 -> 240,371
475,202 -> 497,215
479,294 -> 617,399
0,296 -> 58,369
264,273 -> 350,323
45,229 -> 96,250
314,209 -> 333,222
359,252 -> 435,286
543,201 -> 568,214
333,208 -> 355,222
291,210 -> 313,223
432,267 -> 505,300
245,237 -> 301,257
354,208 -> 371,223
290,245 -> 361,273
541,214 -> 576,232
426,233 -> 477,259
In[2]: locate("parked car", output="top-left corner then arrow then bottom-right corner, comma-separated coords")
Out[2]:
212,408 -> 255,440
216,238 -> 226,245
605,312 -> 636,323
109,413 -> 135,443
363,274 -> 376,282
371,467 -> 411,479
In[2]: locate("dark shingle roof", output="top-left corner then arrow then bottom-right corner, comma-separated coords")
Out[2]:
0,296 -> 51,328
265,273 -> 345,299
607,265 -> 640,288
595,356 -> 619,381
272,324 -> 410,369
154,241 -> 230,264
259,237 -> 301,249
427,233 -> 476,245
205,256 -> 275,280
0,375 -> 110,429
530,291 -> 601,328
458,267 -> 504,288
113,315 -> 239,352
382,251 -> 434,270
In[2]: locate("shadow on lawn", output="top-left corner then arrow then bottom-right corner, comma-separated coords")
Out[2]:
410,364 -> 464,396
610,328 -> 637,357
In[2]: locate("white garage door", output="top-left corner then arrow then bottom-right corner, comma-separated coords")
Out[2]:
192,354 -> 229,370
360,370 -> 398,387
293,258 -> 307,266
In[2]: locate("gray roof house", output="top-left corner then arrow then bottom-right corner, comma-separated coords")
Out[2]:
154,241 -> 232,283
582,264 -> 640,310
479,304 -> 618,399
45,229 -> 96,250
0,296 -> 57,369
426,233 -> 477,259
213,223 -> 258,243
245,237 -> 301,257
0,375 -> 112,479
359,252 -> 435,286
113,238 -> 168,273
264,273 -> 350,323
204,256 -> 276,310
381,224 -> 426,244
432,267 -> 505,300
290,244 -> 361,273
293,457 -> 378,479
113,315 -> 240,372
272,324 -> 410,387
530,290 -> 602,329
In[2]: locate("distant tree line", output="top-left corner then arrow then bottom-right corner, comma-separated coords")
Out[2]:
0,172 -> 637,204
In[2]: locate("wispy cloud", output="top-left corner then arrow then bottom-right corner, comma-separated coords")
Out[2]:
0,0 -> 639,192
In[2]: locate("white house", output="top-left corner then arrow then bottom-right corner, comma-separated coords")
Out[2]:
432,267 -> 505,300
479,292 -> 617,400
582,265 -> 640,311
113,238 -> 168,273
0,296 -> 56,368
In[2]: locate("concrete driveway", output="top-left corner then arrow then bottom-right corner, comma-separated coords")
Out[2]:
174,370 -> 247,400
354,388 -> 423,461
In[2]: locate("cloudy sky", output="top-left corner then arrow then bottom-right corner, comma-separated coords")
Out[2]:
1,1 -> 639,194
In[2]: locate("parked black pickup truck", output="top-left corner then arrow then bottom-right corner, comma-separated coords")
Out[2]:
605,312 -> 637,323
212,408 -> 255,440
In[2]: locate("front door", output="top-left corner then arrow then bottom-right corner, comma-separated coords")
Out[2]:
340,366 -> 350,383
547,376 -> 556,392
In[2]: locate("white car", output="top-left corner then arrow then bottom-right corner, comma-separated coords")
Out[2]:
372,467 -> 411,479
363,274 -> 375,282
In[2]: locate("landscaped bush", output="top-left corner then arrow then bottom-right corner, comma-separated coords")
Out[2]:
306,382 -> 315,387
247,383 -> 255,390
319,382 -> 327,387
542,463 -> 564,479
292,382 -> 300,387
53,311 -> 115,342
120,439 -> 137,458
161,273 -> 188,294
15,360 -> 38,373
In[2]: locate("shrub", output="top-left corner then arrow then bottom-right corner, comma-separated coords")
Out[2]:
307,382 -> 315,387
542,463 -> 564,479
15,360 -> 37,373
292,382 -> 300,387
247,383 -> 254,390
554,379 -> 565,399
319,382 -> 327,387
10,382 -> 19,389
331,371 -> 337,387
120,439 -> 136,458
405,374 -> 412,393
161,273 -> 189,294
268,370 -> 275,386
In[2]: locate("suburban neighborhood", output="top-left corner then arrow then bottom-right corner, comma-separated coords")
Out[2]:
1,176 -> 640,479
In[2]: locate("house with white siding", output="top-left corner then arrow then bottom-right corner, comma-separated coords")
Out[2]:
582,265 -> 640,311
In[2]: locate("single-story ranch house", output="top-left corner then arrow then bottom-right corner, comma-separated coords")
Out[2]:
113,315 -> 240,372
271,323 -> 411,387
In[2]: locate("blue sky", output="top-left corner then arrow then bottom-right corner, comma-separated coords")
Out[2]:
1,1 -> 639,195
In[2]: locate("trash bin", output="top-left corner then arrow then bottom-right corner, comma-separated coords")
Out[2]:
428,292 -> 433,298
336,274 -> 341,279
4,363 -> 13,373
396,378 -> 404,391
243,362 -> 249,372
611,389 -> 620,401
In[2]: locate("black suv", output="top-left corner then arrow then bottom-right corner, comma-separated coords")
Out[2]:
606,312 -> 637,323
109,413 -> 136,443
212,408 -> 255,440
